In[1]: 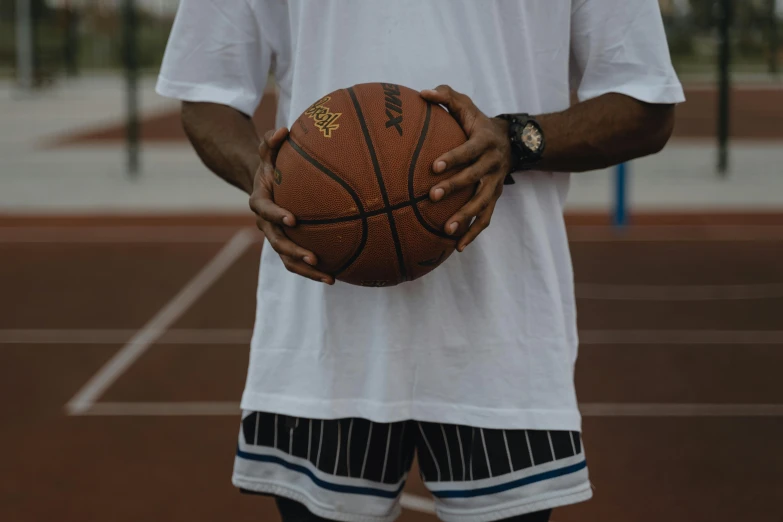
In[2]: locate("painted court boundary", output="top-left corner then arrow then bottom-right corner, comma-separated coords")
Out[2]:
4,224 -> 783,243
5,329 -> 783,345
77,402 -> 783,418
65,229 -> 256,415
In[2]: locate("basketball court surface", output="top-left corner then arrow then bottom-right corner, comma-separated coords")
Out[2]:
2,80 -> 783,521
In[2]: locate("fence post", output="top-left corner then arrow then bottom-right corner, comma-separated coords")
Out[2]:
613,163 -> 628,228
770,0 -> 779,76
123,0 -> 140,176
15,0 -> 34,91
717,0 -> 732,176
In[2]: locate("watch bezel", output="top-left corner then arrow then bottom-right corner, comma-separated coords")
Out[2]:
497,113 -> 546,171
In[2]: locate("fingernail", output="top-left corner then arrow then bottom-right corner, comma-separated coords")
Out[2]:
434,161 -> 447,173
303,256 -> 314,266
432,188 -> 445,201
458,244 -> 466,252
283,216 -> 294,226
321,278 -> 331,284
448,222 -> 458,234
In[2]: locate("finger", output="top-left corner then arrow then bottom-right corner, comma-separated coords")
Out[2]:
280,255 -> 335,285
443,177 -> 501,235
430,136 -> 489,176
249,179 -> 296,227
457,197 -> 499,252
420,85 -> 480,134
256,218 -> 318,264
430,155 -> 497,202
419,85 -> 452,105
258,127 -> 289,159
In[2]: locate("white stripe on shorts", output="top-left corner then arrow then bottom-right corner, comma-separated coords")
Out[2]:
456,426 -> 466,481
525,430 -> 535,466
361,423 -> 373,479
502,430 -> 514,473
381,424 -> 392,483
480,428 -> 493,478
440,424 -> 454,482
418,422 -> 441,482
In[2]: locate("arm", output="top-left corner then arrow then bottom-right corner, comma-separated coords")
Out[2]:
419,0 -> 683,250
181,103 -> 335,284
532,93 -> 675,173
419,86 -> 674,250
181,101 -> 260,194
158,1 -> 330,284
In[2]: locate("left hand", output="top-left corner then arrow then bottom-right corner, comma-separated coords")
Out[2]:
420,85 -> 512,251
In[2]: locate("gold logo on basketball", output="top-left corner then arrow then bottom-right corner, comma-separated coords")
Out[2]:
273,169 -> 283,185
304,96 -> 341,138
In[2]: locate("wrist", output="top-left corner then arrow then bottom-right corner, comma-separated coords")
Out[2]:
492,117 -> 516,172
496,113 -> 546,172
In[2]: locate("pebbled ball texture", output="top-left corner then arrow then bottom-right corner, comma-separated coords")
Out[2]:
274,83 -> 474,287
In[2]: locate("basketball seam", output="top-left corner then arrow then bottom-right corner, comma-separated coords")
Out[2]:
347,86 -> 408,282
408,102 -> 459,241
286,138 -> 368,276
297,195 -> 431,225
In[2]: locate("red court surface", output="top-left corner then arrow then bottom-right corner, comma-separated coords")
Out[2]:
2,213 -> 783,522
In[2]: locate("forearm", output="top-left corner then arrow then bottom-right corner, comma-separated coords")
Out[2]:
534,93 -> 675,173
181,101 -> 261,194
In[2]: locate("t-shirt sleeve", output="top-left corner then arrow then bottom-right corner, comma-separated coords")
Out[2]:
156,0 -> 271,117
569,0 -> 685,104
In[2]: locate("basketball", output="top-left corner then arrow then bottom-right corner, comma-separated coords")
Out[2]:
273,83 -> 473,287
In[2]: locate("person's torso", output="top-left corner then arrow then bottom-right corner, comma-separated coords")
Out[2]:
243,0 -> 579,419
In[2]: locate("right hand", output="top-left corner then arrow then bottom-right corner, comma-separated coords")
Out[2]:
249,127 -> 335,285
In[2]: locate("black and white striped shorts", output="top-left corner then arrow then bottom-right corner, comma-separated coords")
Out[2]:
233,412 -> 592,522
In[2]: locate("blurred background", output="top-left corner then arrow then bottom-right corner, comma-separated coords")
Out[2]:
1,2 -> 782,522
0,0 -> 781,212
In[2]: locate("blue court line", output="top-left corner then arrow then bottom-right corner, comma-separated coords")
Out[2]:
236,447 -> 406,499
431,460 -> 587,499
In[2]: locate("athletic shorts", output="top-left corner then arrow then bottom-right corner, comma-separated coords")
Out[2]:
233,411 -> 592,522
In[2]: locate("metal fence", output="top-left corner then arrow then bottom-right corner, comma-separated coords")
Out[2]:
1,0 -> 175,82
662,0 -> 781,77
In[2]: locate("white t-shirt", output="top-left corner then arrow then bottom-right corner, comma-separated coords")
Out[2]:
157,0 -> 684,431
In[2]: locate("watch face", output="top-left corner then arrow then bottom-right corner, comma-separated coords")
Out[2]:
521,123 -> 543,153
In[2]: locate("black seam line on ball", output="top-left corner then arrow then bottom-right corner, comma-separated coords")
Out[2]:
287,138 -> 368,276
347,87 -> 407,281
409,102 -> 458,241
297,194 -> 431,226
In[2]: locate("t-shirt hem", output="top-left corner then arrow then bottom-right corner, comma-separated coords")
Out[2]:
155,75 -> 259,117
239,392 -> 582,431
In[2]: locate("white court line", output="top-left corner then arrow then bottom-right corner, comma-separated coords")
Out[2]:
684,83 -> 783,92
1,225 -> 782,243
82,402 -> 240,416
77,401 -> 783,418
567,226 -> 783,242
0,328 -> 252,345
0,226 -> 254,243
6,329 -> 783,346
575,283 -> 783,301
579,403 -> 783,417
579,330 -> 783,345
64,229 -> 256,416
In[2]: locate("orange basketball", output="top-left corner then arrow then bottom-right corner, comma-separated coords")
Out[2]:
274,83 -> 473,287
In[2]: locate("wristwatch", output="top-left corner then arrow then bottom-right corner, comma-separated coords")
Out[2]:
496,113 -> 546,183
